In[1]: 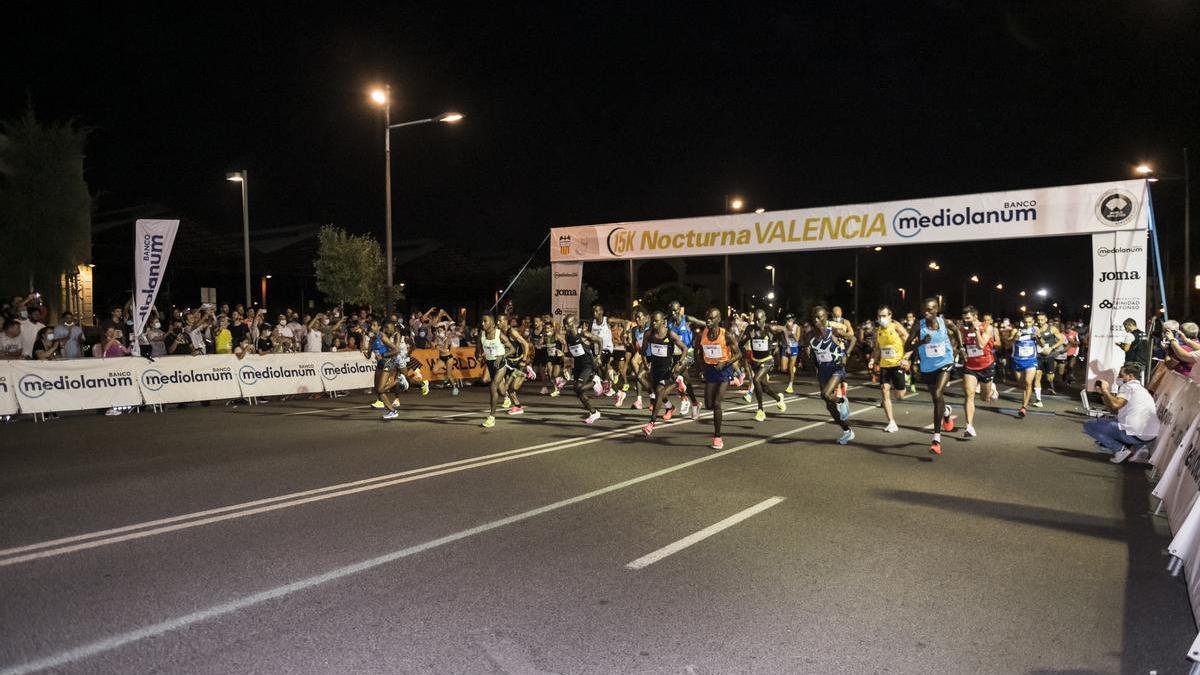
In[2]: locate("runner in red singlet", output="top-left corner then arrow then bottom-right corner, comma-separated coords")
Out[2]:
957,305 -> 995,439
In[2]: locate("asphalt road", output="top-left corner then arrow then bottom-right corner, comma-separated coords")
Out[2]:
0,373 -> 1194,674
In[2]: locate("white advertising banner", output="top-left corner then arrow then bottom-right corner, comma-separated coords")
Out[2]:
1150,377 -> 1200,469
1153,414 -> 1200,533
550,261 -> 583,323
0,364 -> 18,416
318,351 -> 377,392
235,353 -> 324,398
132,219 -> 180,338
551,180 -> 1149,262
136,355 -> 242,405
1086,228 -> 1149,386
9,358 -> 143,413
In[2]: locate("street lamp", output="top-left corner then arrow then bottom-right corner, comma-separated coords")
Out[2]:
1135,150 -> 1192,317
1036,288 -> 1048,298
970,274 -> 980,283
919,262 -> 938,303
754,207 -> 765,214
370,84 -> 464,304
764,265 -> 775,286
728,196 -> 745,211
873,246 -> 883,252
1019,290 -> 1027,297
226,171 -> 252,308
766,291 -> 775,300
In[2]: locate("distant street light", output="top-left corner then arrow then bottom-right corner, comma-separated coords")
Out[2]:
729,196 -> 745,211
1019,290 -> 1027,297
766,291 -> 776,300
226,170 -> 252,308
754,207 -> 765,214
370,84 -> 464,303
928,261 -> 940,270
995,283 -> 1003,290
845,279 -> 853,286
873,246 -> 883,252
1036,288 -> 1048,297
764,265 -> 775,286
970,274 -> 980,283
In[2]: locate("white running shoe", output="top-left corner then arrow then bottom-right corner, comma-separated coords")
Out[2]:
383,410 -> 399,420
965,424 -> 977,438
539,386 -> 549,395
585,410 -> 601,425
884,420 -> 898,433
836,397 -> 850,420
105,408 -> 122,416
775,394 -> 787,413
1109,447 -> 1133,464
632,395 -> 643,410
837,429 -> 855,445
691,402 -> 702,420
615,390 -> 627,407
743,390 -> 753,403
397,375 -> 410,391
679,398 -> 691,416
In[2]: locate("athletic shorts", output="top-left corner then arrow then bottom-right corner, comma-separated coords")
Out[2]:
784,344 -> 799,357
439,353 -> 454,364
598,350 -> 613,369
532,349 -> 548,366
574,361 -> 597,385
751,355 -> 774,370
612,348 -> 627,361
919,364 -> 954,387
1037,354 -> 1057,372
650,364 -> 674,387
964,364 -> 996,383
703,364 -> 734,384
505,357 -> 527,374
1012,359 -> 1038,373
485,358 -> 507,378
375,358 -> 397,373
816,363 -> 846,387
879,366 -> 906,390
547,355 -> 563,366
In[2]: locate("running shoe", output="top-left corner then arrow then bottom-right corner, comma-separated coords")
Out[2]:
452,387 -> 460,396
105,408 -> 122,416
676,375 -> 686,393
1018,406 -> 1027,418
908,384 -> 918,395
836,397 -> 850,421
884,420 -> 899,433
549,389 -> 560,397
397,375 -> 410,391
837,429 -> 855,445
622,382 -> 630,392
642,422 -> 654,437
539,386 -> 549,395
964,424 -> 976,438
941,405 -> 954,432
593,380 -> 604,396
383,410 -> 399,420
615,390 -> 627,407
990,387 -> 1000,401
421,380 -> 430,396
502,396 -> 512,409
526,365 -> 537,380
775,394 -> 787,412
555,376 -> 565,389
633,395 -> 644,410
482,415 -> 495,428
602,380 -> 612,396
1109,447 -> 1133,464
711,437 -> 724,450
508,405 -> 524,415
663,406 -> 675,421
691,402 -> 702,420
371,400 -> 385,409
785,384 -> 794,394
679,398 -> 691,416
1032,400 -> 1044,408
585,410 -> 601,425
743,390 -> 753,403
929,439 -> 942,455
754,409 -> 766,422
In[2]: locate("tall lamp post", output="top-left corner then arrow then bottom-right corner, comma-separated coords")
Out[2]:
723,194 -> 745,313
370,85 -> 463,304
1137,149 -> 1192,316
226,171 -> 251,308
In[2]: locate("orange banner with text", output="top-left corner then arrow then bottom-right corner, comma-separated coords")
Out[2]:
410,347 -> 485,381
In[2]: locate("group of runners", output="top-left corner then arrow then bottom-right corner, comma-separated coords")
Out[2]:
367,298 -> 1080,455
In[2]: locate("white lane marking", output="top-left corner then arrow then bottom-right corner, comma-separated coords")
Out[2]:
0,394 -> 813,566
0,407 -> 874,675
625,496 -> 785,570
1003,387 -> 1016,394
285,405 -> 370,416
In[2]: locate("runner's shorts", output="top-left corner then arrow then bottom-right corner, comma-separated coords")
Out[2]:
920,364 -> 954,387
1037,354 -> 1057,373
532,348 -> 548,367
816,363 -> 846,387
703,364 -> 734,384
965,364 -> 996,383
650,364 -> 674,387
879,366 -> 906,390
1013,358 -> 1038,373
574,361 -> 597,385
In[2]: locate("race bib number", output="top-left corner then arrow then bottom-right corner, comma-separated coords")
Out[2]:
880,346 -> 896,359
568,343 -> 586,357
702,343 -> 724,360
816,351 -> 834,363
922,342 -> 946,358
483,344 -> 504,359
546,346 -> 558,357
650,343 -> 669,358
751,338 -> 769,352
966,345 -> 984,358
1018,344 -> 1035,358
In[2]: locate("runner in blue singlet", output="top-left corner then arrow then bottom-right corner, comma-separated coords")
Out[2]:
1008,313 -> 1040,418
905,297 -> 960,455
807,305 -> 854,445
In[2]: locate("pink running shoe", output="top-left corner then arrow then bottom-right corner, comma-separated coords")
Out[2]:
642,422 -> 654,437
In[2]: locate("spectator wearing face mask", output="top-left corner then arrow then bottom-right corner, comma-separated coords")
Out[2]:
214,316 -> 234,354
257,323 -> 275,353
33,327 -> 61,360
274,314 -> 295,351
19,305 -> 45,358
101,328 -> 129,358
1,319 -> 23,359
165,321 -> 191,356
53,311 -> 86,358
145,316 -> 167,357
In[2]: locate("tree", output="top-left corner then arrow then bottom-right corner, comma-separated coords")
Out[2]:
639,282 -> 712,315
313,225 -> 396,310
0,105 -> 92,313
508,266 -> 597,317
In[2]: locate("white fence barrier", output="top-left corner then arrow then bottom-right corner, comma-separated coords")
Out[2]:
0,351 -> 380,414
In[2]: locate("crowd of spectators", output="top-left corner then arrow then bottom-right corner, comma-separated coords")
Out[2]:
0,294 -> 472,361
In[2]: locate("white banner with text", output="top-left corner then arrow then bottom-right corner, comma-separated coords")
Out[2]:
550,261 -> 583,323
7,358 -> 143,413
317,351 -> 377,392
132,219 -> 179,338
1087,229 -> 1149,386
235,353 -> 325,398
137,354 -> 242,405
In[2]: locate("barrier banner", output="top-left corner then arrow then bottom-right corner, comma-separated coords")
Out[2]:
550,261 -> 582,323
1153,414 -> 1200,533
137,355 -> 241,405
1150,379 -> 1200,469
1155,369 -> 1188,405
9,358 -> 143,413
0,364 -> 18,416
1086,229 -> 1148,387
235,353 -> 324,398
552,179 -> 1149,262
132,219 -> 179,339
411,347 -> 485,382
318,351 -> 377,392
1169,503 -> 1200,635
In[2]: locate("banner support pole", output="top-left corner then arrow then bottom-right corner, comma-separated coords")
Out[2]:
490,233 -> 550,315
1148,187 -> 1170,322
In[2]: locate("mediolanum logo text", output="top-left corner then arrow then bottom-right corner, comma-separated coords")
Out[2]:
892,202 -> 1037,239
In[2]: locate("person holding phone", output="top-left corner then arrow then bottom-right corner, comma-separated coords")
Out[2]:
1086,362 -> 1159,464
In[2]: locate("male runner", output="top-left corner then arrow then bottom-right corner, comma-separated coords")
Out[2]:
741,309 -> 787,421
564,315 -> 605,424
982,312 -> 1004,399
1009,314 -> 1040,417
869,305 -> 909,432
958,305 -> 995,438
778,314 -> 802,394
698,307 -> 742,450
666,301 -> 703,418
590,303 -> 615,396
1035,312 -> 1066,398
627,308 -> 651,409
498,314 -> 532,415
830,306 -> 857,399
808,305 -> 855,445
906,297 -> 959,455
477,314 -> 513,428
371,320 -> 403,420
641,311 -> 691,437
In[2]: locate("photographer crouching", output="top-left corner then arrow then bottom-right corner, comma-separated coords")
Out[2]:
1084,362 -> 1160,465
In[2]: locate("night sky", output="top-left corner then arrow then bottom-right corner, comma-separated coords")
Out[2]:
6,2 -> 1198,317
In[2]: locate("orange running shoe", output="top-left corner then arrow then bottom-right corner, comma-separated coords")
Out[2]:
663,406 -> 675,421
930,440 -> 942,455
711,437 -> 724,450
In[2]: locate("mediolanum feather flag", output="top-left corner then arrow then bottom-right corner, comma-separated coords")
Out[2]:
132,219 -> 179,339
